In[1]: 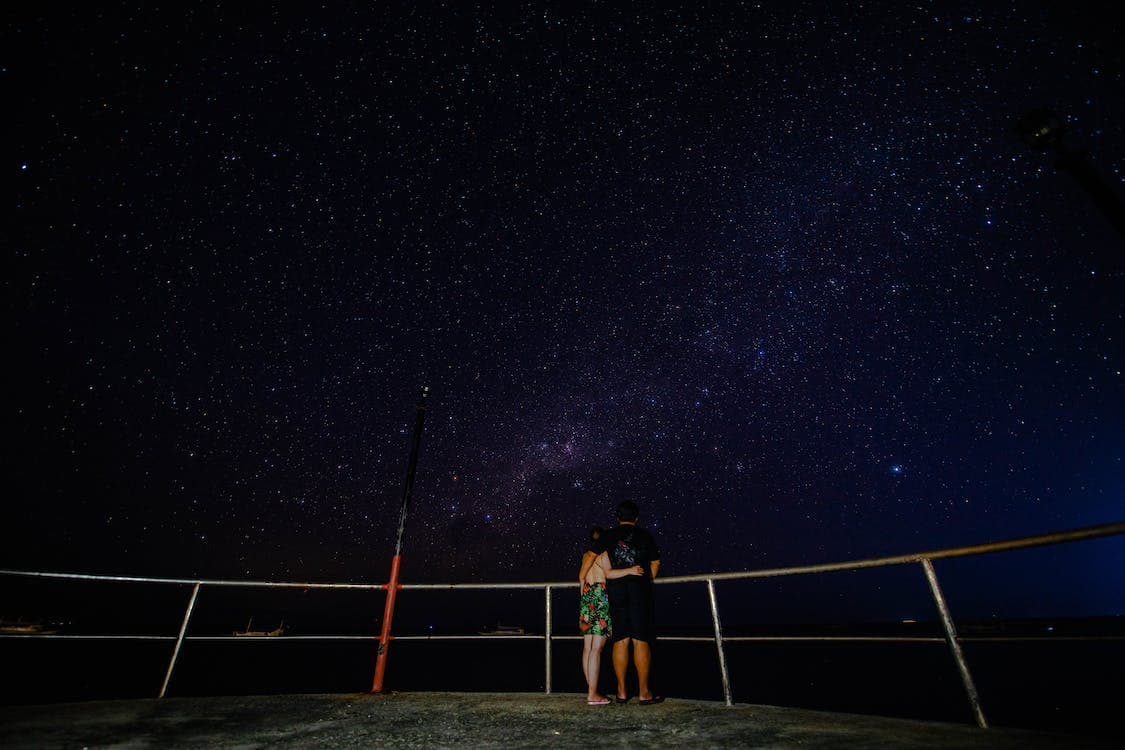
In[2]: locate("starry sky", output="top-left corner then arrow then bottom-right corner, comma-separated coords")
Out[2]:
6,3 -> 1124,618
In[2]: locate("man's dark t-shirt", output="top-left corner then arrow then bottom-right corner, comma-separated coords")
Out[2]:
589,523 -> 661,641
590,524 -> 661,578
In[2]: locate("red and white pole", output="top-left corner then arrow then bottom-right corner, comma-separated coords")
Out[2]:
371,553 -> 402,692
372,387 -> 428,693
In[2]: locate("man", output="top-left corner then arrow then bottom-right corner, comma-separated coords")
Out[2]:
584,500 -> 663,704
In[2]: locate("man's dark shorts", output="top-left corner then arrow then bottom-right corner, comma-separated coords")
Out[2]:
606,576 -> 655,643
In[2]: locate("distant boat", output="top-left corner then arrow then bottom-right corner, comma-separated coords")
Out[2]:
232,618 -> 285,637
476,623 -> 525,636
962,619 -> 1008,635
0,619 -> 59,635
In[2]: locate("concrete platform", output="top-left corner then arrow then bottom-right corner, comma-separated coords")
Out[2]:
0,692 -> 1112,749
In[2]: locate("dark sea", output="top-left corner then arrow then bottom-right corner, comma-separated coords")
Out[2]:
1,578 -> 1121,740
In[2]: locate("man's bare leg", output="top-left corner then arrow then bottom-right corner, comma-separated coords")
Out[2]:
634,639 -> 653,700
612,637 -> 631,700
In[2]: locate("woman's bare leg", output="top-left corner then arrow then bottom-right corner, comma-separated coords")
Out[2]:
581,634 -> 592,687
585,634 -> 607,700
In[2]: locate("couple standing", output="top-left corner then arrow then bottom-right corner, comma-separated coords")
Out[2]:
578,500 -> 663,706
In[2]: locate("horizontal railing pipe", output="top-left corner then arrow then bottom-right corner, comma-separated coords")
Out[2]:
0,634 -> 177,640
7,633 -> 1123,643
402,581 -> 570,590
659,520 -> 1125,585
0,570 -> 383,590
5,520 -> 1121,591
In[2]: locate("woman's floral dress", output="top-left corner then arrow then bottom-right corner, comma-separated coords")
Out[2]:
579,581 -> 611,636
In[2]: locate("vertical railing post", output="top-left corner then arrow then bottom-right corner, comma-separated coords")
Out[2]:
159,581 -> 200,699
921,558 -> 988,728
706,578 -> 733,707
544,584 -> 553,694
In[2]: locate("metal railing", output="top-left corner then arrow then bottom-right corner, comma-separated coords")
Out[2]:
2,520 -> 1123,729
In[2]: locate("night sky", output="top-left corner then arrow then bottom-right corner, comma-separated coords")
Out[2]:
6,3 -> 1124,619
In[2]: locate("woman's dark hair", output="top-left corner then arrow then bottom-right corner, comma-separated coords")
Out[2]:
590,525 -> 605,542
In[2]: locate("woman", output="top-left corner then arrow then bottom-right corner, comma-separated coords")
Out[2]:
579,526 -> 643,705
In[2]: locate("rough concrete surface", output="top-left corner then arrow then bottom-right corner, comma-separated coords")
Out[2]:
0,692 -> 1112,749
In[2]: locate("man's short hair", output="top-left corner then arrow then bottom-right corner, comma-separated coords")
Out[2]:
616,501 -> 639,522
